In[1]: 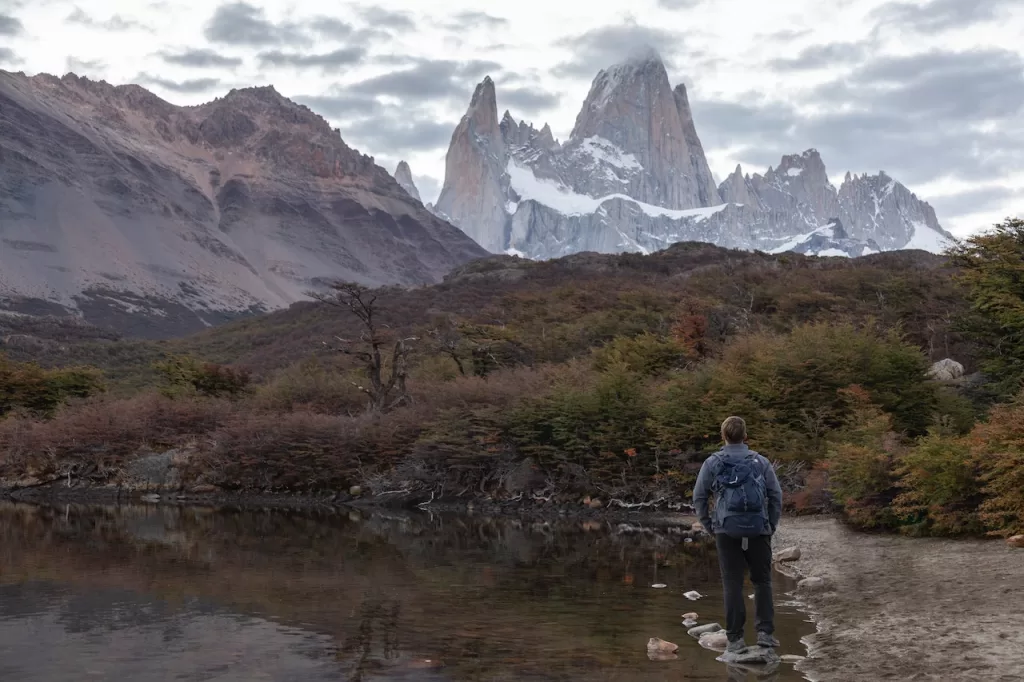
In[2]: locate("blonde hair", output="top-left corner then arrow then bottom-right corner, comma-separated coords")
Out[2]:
721,416 -> 747,444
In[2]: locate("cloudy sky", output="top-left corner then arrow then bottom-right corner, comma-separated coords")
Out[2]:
1,0 -> 1022,236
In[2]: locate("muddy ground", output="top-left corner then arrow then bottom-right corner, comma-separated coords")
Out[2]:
774,516 -> 1024,682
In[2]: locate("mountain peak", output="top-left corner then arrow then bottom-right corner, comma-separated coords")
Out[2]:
394,161 -> 421,202
619,44 -> 665,68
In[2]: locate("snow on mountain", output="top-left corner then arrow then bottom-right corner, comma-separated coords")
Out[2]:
435,49 -> 952,260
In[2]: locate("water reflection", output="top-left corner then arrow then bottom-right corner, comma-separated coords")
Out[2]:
0,503 -> 811,680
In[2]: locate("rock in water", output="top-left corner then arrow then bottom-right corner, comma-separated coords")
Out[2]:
717,646 -> 781,665
774,546 -> 801,562
781,654 -> 805,663
651,583 -> 667,589
797,576 -> 834,592
682,618 -> 698,628
681,612 -> 699,620
683,590 -> 703,600
929,358 -> 965,381
647,637 -> 678,655
647,650 -> 678,661
698,632 -> 729,651
687,622 -> 722,637
1007,535 -> 1024,548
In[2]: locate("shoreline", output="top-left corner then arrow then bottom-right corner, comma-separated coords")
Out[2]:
773,516 -> 1024,681
0,484 -> 711,528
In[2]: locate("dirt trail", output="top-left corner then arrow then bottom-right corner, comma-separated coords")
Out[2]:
774,517 -> 1024,681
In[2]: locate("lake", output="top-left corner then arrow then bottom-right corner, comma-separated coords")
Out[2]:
0,503 -> 813,680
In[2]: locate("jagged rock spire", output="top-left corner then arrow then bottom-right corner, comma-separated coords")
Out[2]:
394,160 -> 421,202
569,47 -> 720,209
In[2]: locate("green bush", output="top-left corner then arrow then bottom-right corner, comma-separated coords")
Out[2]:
893,433 -> 982,536
154,354 -> 251,399
0,354 -> 104,418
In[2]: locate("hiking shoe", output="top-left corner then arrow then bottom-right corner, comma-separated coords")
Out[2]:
725,638 -> 747,654
756,631 -> 780,648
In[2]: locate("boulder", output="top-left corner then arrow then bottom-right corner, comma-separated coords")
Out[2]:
1007,535 -> 1024,548
698,631 -> 729,651
647,637 -> 678,655
717,646 -> 781,665
928,358 -> 965,381
797,576 -> 834,592
774,546 -> 801,562
687,622 -> 722,637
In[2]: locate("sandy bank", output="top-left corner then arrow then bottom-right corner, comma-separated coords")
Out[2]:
774,516 -> 1024,681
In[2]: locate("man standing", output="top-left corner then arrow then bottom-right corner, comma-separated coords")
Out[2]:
692,416 -> 783,653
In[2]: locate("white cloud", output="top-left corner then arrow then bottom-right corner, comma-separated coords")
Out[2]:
4,0 -> 1023,235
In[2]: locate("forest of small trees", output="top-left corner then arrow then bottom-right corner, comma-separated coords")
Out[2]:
1,218 -> 1022,537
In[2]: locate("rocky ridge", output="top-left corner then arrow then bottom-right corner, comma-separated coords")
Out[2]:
0,70 -> 486,337
429,49 -> 952,259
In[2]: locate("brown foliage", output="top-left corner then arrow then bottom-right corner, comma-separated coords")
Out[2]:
0,393 -> 234,480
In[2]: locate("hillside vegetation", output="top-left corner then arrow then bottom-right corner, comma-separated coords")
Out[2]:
2,218 -> 1022,537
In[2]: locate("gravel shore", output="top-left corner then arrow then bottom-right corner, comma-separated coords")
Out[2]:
774,516 -> 1024,681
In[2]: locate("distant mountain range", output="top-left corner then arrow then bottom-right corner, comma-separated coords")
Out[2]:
397,47 -> 952,260
0,70 -> 485,337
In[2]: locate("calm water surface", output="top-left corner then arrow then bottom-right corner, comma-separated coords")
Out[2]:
0,504 -> 812,681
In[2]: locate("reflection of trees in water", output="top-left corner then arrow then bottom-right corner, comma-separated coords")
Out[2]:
0,503 -> 788,681
339,598 -> 402,681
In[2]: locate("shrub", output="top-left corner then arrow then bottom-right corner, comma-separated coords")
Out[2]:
592,332 -> 690,377
892,433 -> 982,536
253,358 -> 365,415
971,395 -> 1024,535
0,354 -> 104,418
824,387 -> 901,529
0,393 -> 234,480
154,354 -> 251,399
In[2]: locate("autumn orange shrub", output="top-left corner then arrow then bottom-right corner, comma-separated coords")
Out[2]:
970,396 -> 1024,536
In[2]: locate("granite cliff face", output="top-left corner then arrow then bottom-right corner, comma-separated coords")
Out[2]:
0,70 -> 486,337
434,50 -> 951,259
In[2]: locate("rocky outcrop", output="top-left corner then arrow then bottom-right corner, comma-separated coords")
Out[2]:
0,70 -> 486,337
393,161 -> 421,202
434,77 -> 509,254
567,47 -> 720,209
435,48 -> 951,260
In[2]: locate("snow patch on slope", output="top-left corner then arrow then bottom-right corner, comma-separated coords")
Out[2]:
578,136 -> 641,171
506,159 -> 730,221
903,220 -> 951,254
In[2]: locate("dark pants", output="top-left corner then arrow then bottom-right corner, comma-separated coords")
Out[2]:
715,533 -> 775,641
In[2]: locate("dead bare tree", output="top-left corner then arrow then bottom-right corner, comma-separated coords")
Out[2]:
312,282 -> 415,412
